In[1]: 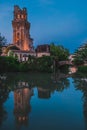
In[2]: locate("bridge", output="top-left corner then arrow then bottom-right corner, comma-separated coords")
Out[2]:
58,61 -> 73,66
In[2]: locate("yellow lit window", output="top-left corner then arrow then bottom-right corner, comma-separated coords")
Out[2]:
17,14 -> 20,19
21,15 -> 24,19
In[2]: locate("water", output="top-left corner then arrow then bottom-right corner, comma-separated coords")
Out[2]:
0,72 -> 87,130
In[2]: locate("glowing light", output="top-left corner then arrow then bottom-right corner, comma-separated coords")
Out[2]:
23,41 -> 29,50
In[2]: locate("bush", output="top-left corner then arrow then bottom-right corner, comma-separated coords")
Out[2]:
36,56 -> 53,72
0,56 -> 19,72
73,58 -> 84,65
78,66 -> 87,73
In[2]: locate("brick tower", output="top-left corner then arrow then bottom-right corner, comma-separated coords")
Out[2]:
12,5 -> 33,51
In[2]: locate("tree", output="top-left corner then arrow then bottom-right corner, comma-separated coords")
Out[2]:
50,43 -> 69,61
0,33 -> 7,55
36,56 -> 53,72
74,43 -> 87,65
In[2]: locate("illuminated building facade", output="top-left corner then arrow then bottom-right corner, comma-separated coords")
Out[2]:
12,5 -> 33,51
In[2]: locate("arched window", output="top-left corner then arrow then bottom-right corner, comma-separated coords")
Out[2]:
21,15 -> 24,19
17,14 -> 20,19
17,33 -> 20,39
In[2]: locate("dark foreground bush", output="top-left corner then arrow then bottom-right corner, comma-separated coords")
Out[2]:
78,66 -> 87,73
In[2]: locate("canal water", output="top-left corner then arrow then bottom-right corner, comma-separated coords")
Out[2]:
0,72 -> 87,130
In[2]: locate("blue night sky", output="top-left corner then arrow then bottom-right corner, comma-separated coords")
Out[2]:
0,0 -> 87,52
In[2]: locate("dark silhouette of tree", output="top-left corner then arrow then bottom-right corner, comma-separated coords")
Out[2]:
50,43 -> 69,61
73,73 -> 87,129
0,79 -> 10,125
74,43 -> 87,65
0,33 -> 7,55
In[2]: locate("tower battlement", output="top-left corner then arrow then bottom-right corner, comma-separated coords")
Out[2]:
14,6 -> 27,21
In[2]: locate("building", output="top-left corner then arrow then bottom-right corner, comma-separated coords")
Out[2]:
36,44 -> 50,57
11,5 -> 35,61
12,5 -> 33,51
1,6 -> 51,61
8,49 -> 36,62
1,5 -> 35,61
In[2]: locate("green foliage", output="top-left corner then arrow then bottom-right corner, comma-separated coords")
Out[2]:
59,65 -> 69,74
50,43 -> 69,61
15,54 -> 18,61
28,55 -> 36,64
0,55 -> 53,72
0,33 -> 7,54
78,66 -> 87,73
0,56 -> 19,72
74,43 -> 87,65
36,56 -> 53,72
0,33 -> 7,46
73,56 -> 84,65
27,56 -> 53,72
19,62 -> 29,72
0,42 -> 70,72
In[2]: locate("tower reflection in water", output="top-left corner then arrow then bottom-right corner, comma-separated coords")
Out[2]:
14,81 -> 33,126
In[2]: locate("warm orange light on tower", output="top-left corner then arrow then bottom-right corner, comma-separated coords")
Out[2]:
24,42 -> 29,51
12,5 -> 33,51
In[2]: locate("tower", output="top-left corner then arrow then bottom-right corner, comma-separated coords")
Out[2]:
12,5 -> 33,51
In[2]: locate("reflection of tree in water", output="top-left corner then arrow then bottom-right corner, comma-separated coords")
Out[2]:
2,72 -> 70,129
6,72 -> 70,97
73,73 -> 87,128
0,106 -> 7,126
36,72 -> 70,99
38,87 -> 51,99
0,79 -> 10,125
51,72 -> 70,92
6,72 -> 70,93
56,78 -> 70,92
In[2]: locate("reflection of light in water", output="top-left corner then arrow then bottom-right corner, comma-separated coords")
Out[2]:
69,66 -> 77,74
16,81 -> 29,89
81,78 -> 87,82
14,87 -> 33,125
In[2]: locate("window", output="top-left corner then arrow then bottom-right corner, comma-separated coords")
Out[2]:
17,14 -> 20,19
21,15 -> 24,19
17,33 -> 20,39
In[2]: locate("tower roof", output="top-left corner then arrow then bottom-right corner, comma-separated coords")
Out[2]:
14,5 -> 27,14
